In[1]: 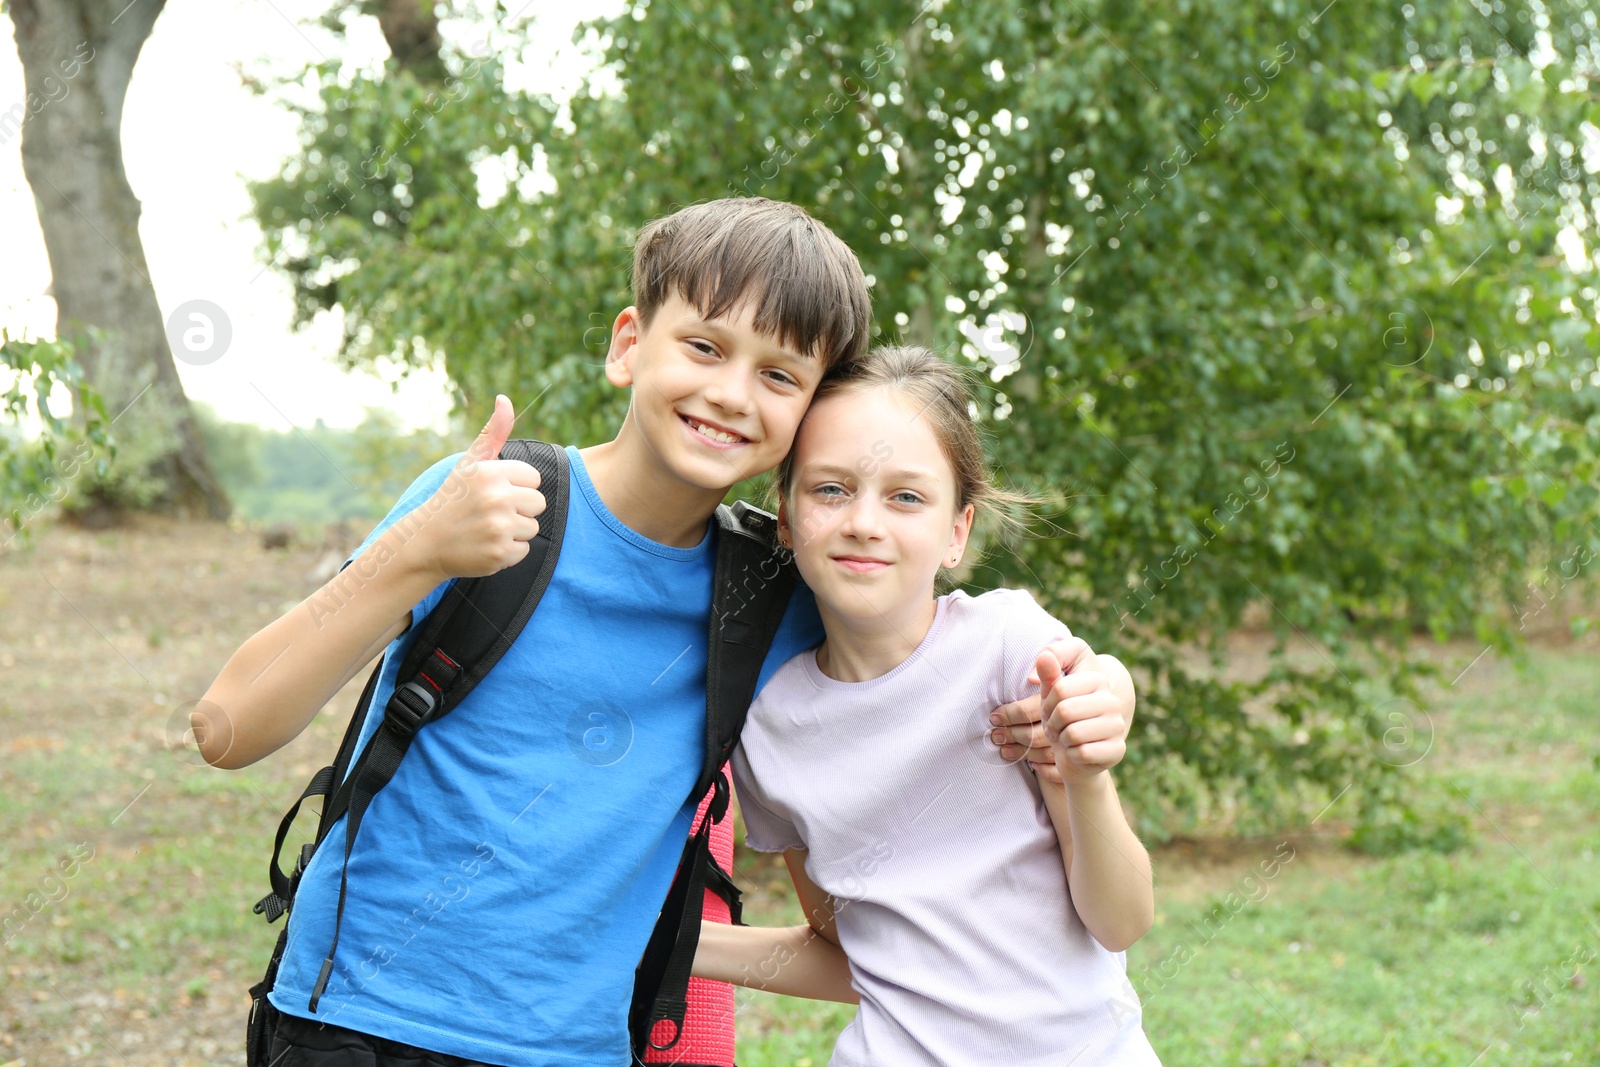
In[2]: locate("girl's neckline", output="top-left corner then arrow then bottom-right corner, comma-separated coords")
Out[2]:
802,593 -> 959,691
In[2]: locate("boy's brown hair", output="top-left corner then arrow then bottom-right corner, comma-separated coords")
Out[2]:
632,197 -> 872,376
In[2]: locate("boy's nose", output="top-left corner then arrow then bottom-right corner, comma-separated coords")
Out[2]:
703,367 -> 754,416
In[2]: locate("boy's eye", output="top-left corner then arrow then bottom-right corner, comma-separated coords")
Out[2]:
765,369 -> 799,388
686,339 -> 718,357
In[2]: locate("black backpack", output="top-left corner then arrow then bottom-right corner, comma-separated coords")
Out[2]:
244,440 -> 798,1066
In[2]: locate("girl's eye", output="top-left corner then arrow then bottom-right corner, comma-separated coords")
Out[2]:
891,492 -> 923,505
813,483 -> 847,498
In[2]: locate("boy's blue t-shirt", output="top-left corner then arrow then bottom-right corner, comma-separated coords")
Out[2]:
268,445 -> 822,1066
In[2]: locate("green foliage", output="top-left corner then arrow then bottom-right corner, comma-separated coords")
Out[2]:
0,332 -> 112,540
1349,781 -> 1475,856
192,404 -> 455,526
247,0 -> 1600,836
63,397 -> 182,515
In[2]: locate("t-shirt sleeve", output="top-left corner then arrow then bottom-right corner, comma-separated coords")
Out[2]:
341,451 -> 465,631
993,588 -> 1074,707
730,742 -> 805,853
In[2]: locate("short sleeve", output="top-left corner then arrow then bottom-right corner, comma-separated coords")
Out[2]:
993,589 -> 1074,706
341,451 -> 465,631
730,743 -> 805,853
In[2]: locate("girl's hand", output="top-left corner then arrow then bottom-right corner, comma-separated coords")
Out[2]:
1035,643 -> 1127,783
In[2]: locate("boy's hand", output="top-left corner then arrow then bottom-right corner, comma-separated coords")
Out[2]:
1035,642 -> 1127,784
991,641 -> 1135,785
417,395 -> 547,581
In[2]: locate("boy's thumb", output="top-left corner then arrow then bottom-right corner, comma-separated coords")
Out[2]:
466,394 -> 514,462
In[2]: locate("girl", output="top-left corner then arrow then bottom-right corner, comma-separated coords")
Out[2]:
692,345 -> 1160,1065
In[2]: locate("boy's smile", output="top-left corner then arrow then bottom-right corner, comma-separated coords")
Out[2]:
679,412 -> 748,448
587,293 -> 824,547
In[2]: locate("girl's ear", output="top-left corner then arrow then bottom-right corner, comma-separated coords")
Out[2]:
943,502 -> 976,569
604,307 -> 642,388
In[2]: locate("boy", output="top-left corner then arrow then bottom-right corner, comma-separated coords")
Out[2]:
198,197 -> 1133,1066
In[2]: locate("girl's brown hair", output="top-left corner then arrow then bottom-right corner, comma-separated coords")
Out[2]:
774,344 -> 1041,555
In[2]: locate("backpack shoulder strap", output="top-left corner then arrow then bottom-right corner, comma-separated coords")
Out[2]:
697,499 -> 797,799
259,440 -> 571,1012
315,440 -> 570,834
631,498 -> 798,1057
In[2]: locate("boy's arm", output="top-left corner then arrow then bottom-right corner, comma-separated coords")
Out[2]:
692,919 -> 858,1004
692,848 -> 855,1002
192,532 -> 440,769
991,645 -> 1136,785
1035,647 -> 1155,953
194,397 -> 545,769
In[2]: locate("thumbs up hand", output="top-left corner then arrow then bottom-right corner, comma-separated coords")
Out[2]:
1035,640 -> 1127,785
412,395 -> 547,582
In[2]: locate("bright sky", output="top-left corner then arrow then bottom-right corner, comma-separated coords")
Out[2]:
0,0 -> 615,431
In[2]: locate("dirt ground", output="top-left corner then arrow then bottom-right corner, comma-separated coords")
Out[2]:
0,515 -> 1587,1065
0,516 -> 365,1066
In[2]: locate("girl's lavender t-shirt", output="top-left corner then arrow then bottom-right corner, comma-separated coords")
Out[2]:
732,588 -> 1161,1067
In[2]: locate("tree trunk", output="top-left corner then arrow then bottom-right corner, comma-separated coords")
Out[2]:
373,0 -> 446,81
8,0 -> 230,520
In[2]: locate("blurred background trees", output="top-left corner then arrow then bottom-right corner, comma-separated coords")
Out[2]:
20,0 -> 1584,838
239,0 -> 1600,838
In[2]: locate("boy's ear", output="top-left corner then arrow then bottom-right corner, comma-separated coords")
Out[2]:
944,502 -> 976,569
604,307 -> 643,388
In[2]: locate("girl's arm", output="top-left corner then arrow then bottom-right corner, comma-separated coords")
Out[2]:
1035,648 -> 1155,953
690,848 -> 859,1003
1039,773 -> 1153,952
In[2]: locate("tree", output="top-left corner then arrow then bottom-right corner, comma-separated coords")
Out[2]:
249,0 -> 1600,837
6,0 -> 228,519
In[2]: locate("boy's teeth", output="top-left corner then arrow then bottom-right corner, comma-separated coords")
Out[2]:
690,418 -> 740,444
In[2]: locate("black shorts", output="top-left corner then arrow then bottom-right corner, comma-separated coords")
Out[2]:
267,1012 -> 497,1067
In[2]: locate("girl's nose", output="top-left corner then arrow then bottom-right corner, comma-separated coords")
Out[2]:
840,496 -> 886,541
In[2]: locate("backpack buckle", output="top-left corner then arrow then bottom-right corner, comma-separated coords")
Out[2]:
385,680 -> 439,736
252,891 -> 288,923
707,770 -> 730,822
286,842 -> 315,902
